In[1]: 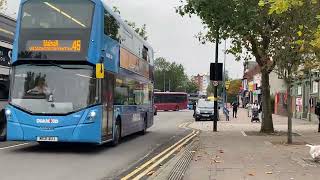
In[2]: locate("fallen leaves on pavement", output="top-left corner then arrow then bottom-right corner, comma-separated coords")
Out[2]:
147,171 -> 155,176
213,160 -> 222,163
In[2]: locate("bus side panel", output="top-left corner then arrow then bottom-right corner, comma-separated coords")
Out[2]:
114,105 -> 144,137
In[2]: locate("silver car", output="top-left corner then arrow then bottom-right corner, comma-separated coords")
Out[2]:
194,100 -> 215,121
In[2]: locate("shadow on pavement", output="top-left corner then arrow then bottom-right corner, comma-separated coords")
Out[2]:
9,132 -> 149,154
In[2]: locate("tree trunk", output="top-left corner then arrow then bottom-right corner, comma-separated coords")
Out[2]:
260,69 -> 274,133
287,79 -> 293,144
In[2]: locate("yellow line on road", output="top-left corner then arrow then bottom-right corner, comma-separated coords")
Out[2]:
121,130 -> 196,180
132,131 -> 199,180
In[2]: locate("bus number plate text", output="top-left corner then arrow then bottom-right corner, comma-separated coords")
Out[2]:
37,137 -> 58,142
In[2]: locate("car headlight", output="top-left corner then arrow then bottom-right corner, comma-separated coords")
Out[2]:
196,108 -> 200,114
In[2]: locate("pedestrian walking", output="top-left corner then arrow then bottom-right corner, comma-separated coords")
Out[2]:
315,102 -> 320,133
231,101 -> 239,118
192,101 -> 196,117
246,103 -> 252,117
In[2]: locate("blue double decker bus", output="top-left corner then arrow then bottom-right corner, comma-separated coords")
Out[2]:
6,0 -> 154,145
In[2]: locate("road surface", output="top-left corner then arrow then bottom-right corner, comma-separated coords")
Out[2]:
0,111 -> 193,180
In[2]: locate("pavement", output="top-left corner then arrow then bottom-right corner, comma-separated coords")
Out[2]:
184,108 -> 320,180
0,111 -> 193,180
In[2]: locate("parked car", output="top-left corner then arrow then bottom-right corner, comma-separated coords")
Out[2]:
194,99 -> 215,121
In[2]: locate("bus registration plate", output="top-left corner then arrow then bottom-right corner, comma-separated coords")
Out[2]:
37,137 -> 58,142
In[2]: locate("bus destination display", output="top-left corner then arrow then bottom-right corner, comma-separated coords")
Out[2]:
27,40 -> 81,52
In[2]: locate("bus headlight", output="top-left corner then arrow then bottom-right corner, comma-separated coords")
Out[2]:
5,109 -> 11,116
5,109 -> 12,120
85,110 -> 97,123
89,111 -> 96,118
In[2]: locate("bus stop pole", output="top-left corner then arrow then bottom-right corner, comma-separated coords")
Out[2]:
213,28 -> 219,132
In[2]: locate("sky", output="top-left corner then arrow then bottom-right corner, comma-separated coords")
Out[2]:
4,0 -> 243,79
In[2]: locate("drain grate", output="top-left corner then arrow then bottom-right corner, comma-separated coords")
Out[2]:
168,140 -> 199,180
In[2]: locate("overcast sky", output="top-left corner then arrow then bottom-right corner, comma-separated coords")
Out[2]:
5,0 -> 243,79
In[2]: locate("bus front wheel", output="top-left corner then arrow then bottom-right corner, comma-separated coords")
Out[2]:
112,120 -> 121,146
0,110 -> 6,141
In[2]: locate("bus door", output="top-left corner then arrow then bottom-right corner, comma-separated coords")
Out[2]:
102,73 -> 115,139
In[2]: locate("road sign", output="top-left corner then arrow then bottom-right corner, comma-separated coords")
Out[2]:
213,81 -> 219,86
210,63 -> 223,81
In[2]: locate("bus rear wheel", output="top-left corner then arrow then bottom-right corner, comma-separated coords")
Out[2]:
175,106 -> 180,111
112,120 -> 121,146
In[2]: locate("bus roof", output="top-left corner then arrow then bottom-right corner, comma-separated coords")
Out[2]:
101,1 -> 153,52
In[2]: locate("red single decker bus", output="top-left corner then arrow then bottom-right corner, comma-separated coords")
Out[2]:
154,92 -> 188,111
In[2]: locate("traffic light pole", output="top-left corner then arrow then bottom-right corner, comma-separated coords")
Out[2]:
213,28 -> 219,132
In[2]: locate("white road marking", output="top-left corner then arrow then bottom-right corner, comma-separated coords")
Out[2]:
241,131 -> 247,137
0,143 -> 29,150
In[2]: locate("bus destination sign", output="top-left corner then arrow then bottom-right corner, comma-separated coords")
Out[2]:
27,40 -> 81,52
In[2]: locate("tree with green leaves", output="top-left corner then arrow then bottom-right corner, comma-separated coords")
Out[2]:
113,6 -> 148,41
267,2 -> 316,143
227,79 -> 242,103
185,80 -> 199,94
154,57 -> 197,93
177,0 -> 287,133
261,0 -> 320,49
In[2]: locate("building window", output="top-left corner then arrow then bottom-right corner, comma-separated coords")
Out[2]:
312,81 -> 318,93
297,86 -> 302,95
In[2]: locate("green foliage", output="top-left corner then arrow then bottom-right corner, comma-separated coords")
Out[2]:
154,57 -> 196,93
227,79 -> 242,103
185,80 -> 199,94
177,0 -> 280,132
263,0 -> 320,49
113,6 -> 148,41
125,21 -> 148,41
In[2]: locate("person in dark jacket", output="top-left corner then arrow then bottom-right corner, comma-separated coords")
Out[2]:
315,102 -> 320,132
231,101 -> 239,118
192,101 -> 196,117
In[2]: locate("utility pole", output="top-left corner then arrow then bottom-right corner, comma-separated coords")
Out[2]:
223,39 -> 227,107
163,72 -> 166,92
213,27 -> 219,132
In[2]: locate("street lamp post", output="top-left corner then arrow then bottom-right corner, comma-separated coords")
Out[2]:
163,71 -> 166,92
223,39 -> 227,107
213,27 -> 219,132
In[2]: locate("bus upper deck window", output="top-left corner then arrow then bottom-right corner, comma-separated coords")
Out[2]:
142,46 -> 148,61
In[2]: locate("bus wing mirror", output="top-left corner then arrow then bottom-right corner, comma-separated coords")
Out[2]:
96,63 -> 104,79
